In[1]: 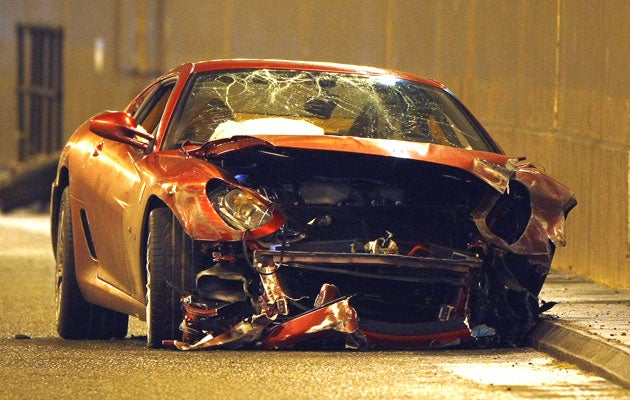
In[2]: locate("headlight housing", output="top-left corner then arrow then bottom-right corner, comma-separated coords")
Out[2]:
209,186 -> 274,231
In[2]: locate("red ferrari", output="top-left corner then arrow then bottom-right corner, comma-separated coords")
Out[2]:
51,59 -> 576,350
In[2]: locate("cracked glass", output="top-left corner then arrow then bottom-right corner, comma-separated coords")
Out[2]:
164,69 -> 492,151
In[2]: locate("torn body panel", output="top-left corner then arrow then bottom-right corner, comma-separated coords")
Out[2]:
473,164 -> 576,256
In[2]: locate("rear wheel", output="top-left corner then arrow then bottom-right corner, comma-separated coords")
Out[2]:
55,187 -> 129,339
146,207 -> 198,348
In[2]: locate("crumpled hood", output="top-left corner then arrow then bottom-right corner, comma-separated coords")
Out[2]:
193,134 -> 514,190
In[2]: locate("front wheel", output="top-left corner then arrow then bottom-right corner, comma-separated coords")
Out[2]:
146,208 -> 198,348
55,187 -> 128,339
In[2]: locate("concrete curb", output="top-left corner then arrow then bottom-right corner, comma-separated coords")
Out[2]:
527,318 -> 630,390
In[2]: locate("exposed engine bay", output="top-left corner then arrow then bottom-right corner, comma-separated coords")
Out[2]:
164,143 -> 575,350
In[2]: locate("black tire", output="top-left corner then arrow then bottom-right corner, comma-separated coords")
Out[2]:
55,188 -> 129,339
146,208 -> 197,348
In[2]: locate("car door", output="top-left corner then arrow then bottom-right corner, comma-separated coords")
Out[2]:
79,78 -> 176,296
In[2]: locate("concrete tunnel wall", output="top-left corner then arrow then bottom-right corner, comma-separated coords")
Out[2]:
0,0 -> 628,288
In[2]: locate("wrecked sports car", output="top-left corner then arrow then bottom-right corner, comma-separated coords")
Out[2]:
51,59 -> 576,350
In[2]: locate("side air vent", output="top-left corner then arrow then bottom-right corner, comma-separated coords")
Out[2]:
80,209 -> 98,259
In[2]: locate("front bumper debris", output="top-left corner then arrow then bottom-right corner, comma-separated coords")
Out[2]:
164,248 -> 485,350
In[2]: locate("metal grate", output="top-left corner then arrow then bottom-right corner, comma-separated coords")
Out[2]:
16,25 -> 64,161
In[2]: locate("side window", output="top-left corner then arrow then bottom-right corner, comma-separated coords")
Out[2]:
127,84 -> 155,116
133,79 -> 176,134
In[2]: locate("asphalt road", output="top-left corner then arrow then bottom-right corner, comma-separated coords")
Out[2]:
0,210 -> 627,399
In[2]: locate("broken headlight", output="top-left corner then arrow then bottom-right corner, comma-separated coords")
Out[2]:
209,186 -> 274,231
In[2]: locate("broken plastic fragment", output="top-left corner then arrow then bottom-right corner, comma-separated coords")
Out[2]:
471,158 -> 514,192
165,314 -> 274,350
364,231 -> 399,255
314,283 -> 341,307
260,296 -> 366,350
470,324 -> 496,338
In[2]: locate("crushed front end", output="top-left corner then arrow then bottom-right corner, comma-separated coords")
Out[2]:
163,141 -> 576,350
166,245 -> 482,350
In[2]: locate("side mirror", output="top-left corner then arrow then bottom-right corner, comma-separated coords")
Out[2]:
89,111 -> 152,151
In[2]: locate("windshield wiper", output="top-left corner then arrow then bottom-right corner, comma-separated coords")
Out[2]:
182,136 -> 276,159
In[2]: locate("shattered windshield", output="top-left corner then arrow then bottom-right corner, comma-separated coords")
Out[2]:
164,69 -> 492,151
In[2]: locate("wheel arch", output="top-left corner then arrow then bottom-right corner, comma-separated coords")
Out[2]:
139,195 -> 171,290
50,166 -> 70,258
